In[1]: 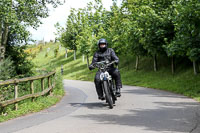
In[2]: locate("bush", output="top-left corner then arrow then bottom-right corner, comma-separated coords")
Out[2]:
0,57 -> 16,80
5,45 -> 34,78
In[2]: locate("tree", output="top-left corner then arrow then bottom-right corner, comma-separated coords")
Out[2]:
60,8 -> 80,60
76,8 -> 93,66
0,0 -> 64,61
123,0 -> 175,72
120,1 -> 147,70
166,0 -> 200,75
59,0 -> 107,61
107,2 -> 129,55
54,22 -> 64,40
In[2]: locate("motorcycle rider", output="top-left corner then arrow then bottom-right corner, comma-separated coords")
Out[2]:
89,38 -> 122,100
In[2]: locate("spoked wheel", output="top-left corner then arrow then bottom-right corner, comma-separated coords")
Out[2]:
111,81 -> 117,105
103,81 -> 113,109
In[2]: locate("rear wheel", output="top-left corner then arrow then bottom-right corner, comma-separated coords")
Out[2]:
103,81 -> 113,109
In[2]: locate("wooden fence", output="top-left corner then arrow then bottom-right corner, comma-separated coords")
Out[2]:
0,71 -> 56,110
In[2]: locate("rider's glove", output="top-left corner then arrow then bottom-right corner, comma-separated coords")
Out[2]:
89,64 -> 95,70
113,60 -> 119,65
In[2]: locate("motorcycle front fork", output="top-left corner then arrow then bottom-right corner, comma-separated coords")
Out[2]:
109,80 -> 116,94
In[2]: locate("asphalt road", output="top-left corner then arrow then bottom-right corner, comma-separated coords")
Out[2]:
0,80 -> 200,133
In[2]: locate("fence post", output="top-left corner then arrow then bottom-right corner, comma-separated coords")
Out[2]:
41,78 -> 44,91
30,81 -> 34,102
61,65 -> 63,75
48,76 -> 52,95
14,81 -> 18,110
53,73 -> 56,86
0,71 -> 56,111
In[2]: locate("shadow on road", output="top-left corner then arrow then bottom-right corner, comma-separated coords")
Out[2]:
69,102 -> 111,110
71,87 -> 200,133
123,86 -> 191,99
73,103 -> 198,132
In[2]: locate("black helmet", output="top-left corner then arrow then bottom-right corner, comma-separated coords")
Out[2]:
97,38 -> 108,52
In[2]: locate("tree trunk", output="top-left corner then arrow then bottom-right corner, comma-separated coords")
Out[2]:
171,56 -> 175,75
1,23 -> 9,60
135,55 -> 139,70
0,0 -> 12,62
193,60 -> 199,75
2,23 -> 8,46
0,22 -> 2,62
0,22 -> 7,62
82,54 -> 85,62
65,48 -> 68,58
74,50 -> 76,60
0,46 -> 5,62
154,54 -> 158,72
87,55 -> 89,67
0,21 -> 2,46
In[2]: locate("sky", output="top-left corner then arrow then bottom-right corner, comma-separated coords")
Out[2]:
29,0 -> 121,43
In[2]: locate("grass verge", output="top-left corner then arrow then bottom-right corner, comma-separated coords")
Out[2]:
0,73 -> 65,123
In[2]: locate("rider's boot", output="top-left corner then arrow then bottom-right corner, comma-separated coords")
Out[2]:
116,87 -> 121,97
98,95 -> 105,100
96,85 -> 105,100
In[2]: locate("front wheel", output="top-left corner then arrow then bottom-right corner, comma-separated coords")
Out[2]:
103,81 -> 113,109
110,80 -> 117,104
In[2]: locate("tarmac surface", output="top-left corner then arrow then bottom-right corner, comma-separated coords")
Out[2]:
0,79 -> 200,133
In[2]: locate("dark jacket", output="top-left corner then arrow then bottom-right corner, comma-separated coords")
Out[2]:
91,48 -> 119,69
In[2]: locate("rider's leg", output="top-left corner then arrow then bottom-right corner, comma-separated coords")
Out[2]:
94,71 -> 105,100
108,68 -> 122,97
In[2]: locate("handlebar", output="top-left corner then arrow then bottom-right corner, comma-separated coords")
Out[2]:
92,60 -> 117,70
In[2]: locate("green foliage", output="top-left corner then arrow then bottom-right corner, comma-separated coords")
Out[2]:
55,0 -> 200,74
59,8 -> 78,51
106,2 -> 129,54
5,45 -> 33,78
59,0 -> 107,55
0,0 -> 65,63
0,57 -> 15,80
166,0 -> 200,61
0,0 -> 64,28
123,0 -> 175,57
54,22 -> 65,39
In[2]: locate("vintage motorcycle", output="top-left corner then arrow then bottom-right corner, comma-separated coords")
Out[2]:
93,60 -> 118,109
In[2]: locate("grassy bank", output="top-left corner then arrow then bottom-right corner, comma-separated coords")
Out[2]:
31,42 -> 200,102
0,43 -> 65,122
0,72 -> 64,122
